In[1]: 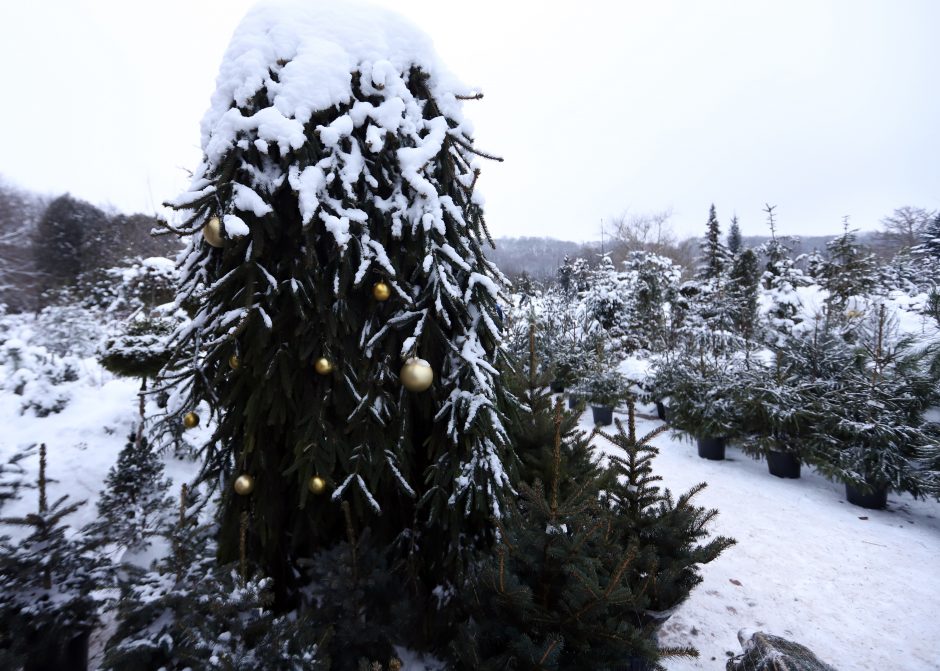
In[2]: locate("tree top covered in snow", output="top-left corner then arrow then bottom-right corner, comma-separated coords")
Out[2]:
199,0 -> 472,169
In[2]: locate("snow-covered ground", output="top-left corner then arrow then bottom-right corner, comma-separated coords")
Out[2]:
1,356 -> 938,670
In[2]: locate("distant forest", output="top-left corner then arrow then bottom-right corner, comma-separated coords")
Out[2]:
488,207 -> 930,282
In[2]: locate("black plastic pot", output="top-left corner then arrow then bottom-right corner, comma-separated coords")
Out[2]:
24,628 -> 90,671
845,483 -> 888,510
568,394 -> 582,410
591,405 -> 614,426
550,379 -> 565,393
655,401 -> 666,421
767,450 -> 801,479
696,436 -> 726,460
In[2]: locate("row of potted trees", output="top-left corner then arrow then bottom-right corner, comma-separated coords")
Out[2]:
646,317 -> 940,509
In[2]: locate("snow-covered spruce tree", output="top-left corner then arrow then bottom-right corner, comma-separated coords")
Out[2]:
912,211 -> 940,286
0,444 -> 104,669
696,204 -> 730,282
155,3 -> 513,621
820,221 -> 877,314
622,250 -> 682,353
582,255 -> 631,352
727,248 -> 760,348
758,205 -> 807,348
594,400 -> 735,626
726,214 -> 742,257
85,428 -> 174,556
807,304 -> 938,499
454,400 -> 732,670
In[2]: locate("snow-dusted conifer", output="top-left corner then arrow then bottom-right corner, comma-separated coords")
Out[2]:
696,204 -> 730,281
582,254 -> 629,351
758,206 -> 807,346
727,214 -> 742,256
103,487 -> 328,670
622,250 -> 681,352
155,2 -> 514,618
727,248 -> 760,347
85,427 -> 173,556
0,444 -> 103,667
820,221 -> 877,314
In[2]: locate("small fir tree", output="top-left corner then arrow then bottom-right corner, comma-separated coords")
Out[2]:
595,399 -> 736,620
103,486 -> 329,670
911,211 -> 940,285
727,248 -> 761,348
454,400 -> 732,670
758,205 -> 807,347
807,304 -> 938,498
726,215 -> 742,256
696,204 -> 730,281
622,251 -> 682,353
0,444 -> 104,668
820,220 -> 877,314
85,427 -> 174,556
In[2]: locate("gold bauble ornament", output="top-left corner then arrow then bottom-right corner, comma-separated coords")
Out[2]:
400,357 -> 433,392
372,280 -> 391,301
182,411 -> 200,429
308,475 -> 327,495
229,354 -> 240,370
203,216 -> 224,248
233,473 -> 255,496
314,357 -> 334,375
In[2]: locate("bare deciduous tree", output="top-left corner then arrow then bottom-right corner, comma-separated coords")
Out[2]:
875,206 -> 935,258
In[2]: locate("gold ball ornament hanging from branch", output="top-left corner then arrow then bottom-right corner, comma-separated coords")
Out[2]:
314,357 -> 334,376
182,412 -> 200,429
308,475 -> 327,495
400,357 -> 434,392
229,354 -> 240,370
372,280 -> 391,301
202,216 -> 224,248
233,474 -> 255,496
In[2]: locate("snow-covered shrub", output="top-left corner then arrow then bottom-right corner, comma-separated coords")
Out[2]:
0,338 -> 81,416
652,352 -> 748,440
804,303 -> 939,498
99,311 -> 178,380
103,505 -> 328,671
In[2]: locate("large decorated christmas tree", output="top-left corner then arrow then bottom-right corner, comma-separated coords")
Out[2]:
157,0 -> 513,622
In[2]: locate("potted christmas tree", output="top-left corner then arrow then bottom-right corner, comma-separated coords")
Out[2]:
652,355 -> 743,460
736,354 -> 813,479
577,359 -> 627,426
807,305 -> 938,508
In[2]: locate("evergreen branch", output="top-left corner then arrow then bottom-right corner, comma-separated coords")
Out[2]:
448,133 -> 504,162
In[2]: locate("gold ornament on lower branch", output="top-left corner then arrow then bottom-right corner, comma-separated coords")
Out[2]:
229,354 -> 240,370
233,474 -> 255,496
400,357 -> 434,392
372,280 -> 391,301
308,475 -> 327,495
314,357 -> 333,375
203,216 -> 224,248
182,412 -> 200,429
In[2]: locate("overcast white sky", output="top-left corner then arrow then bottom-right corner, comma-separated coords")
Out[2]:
1,0 -> 937,241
